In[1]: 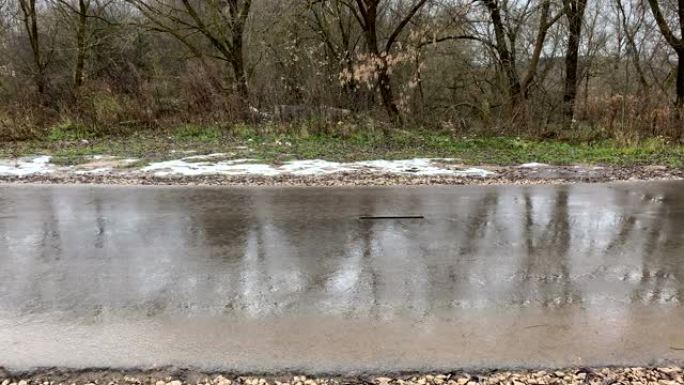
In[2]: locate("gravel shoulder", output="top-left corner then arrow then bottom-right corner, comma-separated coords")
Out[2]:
2,152 -> 683,186
0,165 -> 682,186
1,368 -> 683,385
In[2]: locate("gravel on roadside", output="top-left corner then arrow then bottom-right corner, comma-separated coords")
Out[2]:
1,368 -> 683,385
0,165 -> 683,186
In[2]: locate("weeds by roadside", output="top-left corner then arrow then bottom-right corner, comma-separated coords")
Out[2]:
1,122 -> 683,167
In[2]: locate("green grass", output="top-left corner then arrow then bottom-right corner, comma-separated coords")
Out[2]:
1,124 -> 683,167
47,120 -> 99,141
173,124 -> 222,142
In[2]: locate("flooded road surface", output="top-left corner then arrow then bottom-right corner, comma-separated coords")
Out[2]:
1,183 -> 684,372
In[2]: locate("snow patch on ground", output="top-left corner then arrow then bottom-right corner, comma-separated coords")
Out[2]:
0,154 -> 496,178
0,156 -> 54,176
141,158 -> 277,176
142,157 -> 495,177
519,162 -> 550,168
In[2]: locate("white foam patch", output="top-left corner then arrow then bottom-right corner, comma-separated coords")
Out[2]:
73,167 -> 112,175
142,157 -> 495,177
0,156 -> 54,176
519,162 -> 550,168
278,160 -> 354,175
141,158 -> 280,176
355,159 -> 491,176
0,155 -> 496,178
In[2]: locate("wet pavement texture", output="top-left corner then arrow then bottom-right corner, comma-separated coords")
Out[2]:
1,183 -> 684,373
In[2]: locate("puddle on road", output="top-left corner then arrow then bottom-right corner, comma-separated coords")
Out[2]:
0,182 -> 684,371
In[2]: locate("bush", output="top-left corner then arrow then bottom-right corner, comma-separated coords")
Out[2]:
47,119 -> 97,141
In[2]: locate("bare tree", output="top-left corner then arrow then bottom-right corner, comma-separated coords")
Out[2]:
647,0 -> 684,103
561,0 -> 588,129
480,0 -> 563,118
646,0 -> 684,139
18,0 -> 48,95
3,0 -> 684,141
126,0 -> 252,101
73,0 -> 89,89
52,0 -> 110,91
306,0 -> 363,104
615,0 -> 648,97
340,0 -> 430,124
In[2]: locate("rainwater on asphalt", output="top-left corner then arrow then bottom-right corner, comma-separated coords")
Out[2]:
1,183 -> 684,372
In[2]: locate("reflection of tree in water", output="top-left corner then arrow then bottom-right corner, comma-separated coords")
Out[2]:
445,190 -> 499,309
183,186 -> 683,316
629,192 -> 684,305
3,185 -> 684,320
357,193 -> 378,317
347,190 -> 433,318
94,197 -> 106,249
22,191 -> 63,313
185,189 -> 383,316
444,187 -> 580,309
457,192 -> 498,257
520,188 -> 579,307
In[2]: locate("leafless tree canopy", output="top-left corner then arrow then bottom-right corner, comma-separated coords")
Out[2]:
2,0 -> 684,140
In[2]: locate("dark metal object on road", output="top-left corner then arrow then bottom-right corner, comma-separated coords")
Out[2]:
358,215 -> 424,220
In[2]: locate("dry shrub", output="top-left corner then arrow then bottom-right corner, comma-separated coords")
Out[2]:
56,81 -> 158,135
583,94 -> 682,141
0,101 -> 59,141
178,61 -> 247,124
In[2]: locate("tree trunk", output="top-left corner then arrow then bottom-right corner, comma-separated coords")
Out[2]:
378,69 -> 400,125
562,35 -> 580,128
29,1 -> 43,95
482,0 -> 538,130
562,0 -> 587,130
73,0 -> 87,90
230,56 -> 249,101
19,0 -> 46,95
615,0 -> 649,98
229,0 -> 250,102
677,51 -> 684,107
483,0 -> 522,107
353,0 -> 409,125
676,50 -> 684,141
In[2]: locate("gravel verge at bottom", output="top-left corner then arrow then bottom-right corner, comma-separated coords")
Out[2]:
0,165 -> 683,186
1,368 -> 684,385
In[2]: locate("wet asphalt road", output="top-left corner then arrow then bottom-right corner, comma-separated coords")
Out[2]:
1,182 -> 684,373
